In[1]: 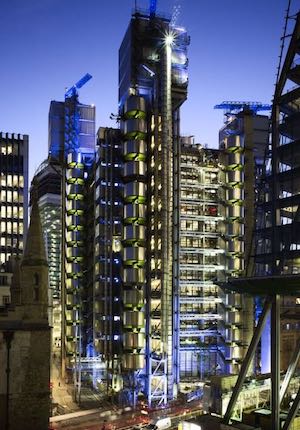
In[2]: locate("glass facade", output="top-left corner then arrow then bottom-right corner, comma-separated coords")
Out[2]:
0,132 -> 28,265
32,159 -> 62,348
178,138 -> 224,394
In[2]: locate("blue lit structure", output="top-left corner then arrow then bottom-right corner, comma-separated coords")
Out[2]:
115,7 -> 190,406
47,75 -> 96,399
214,101 -> 271,115
63,76 -> 95,401
65,73 -> 92,99
178,138 -> 224,398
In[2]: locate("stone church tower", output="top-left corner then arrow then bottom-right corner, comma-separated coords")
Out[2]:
0,198 -> 51,430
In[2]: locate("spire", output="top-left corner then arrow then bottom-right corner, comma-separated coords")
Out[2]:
22,182 -> 47,267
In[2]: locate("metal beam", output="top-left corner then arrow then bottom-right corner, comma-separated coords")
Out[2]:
223,297 -> 272,424
282,386 -> 300,430
280,337 -> 300,404
271,294 -> 281,430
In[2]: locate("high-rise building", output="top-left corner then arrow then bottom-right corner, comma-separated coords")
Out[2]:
32,81 -> 96,393
93,127 -> 123,394
46,85 -> 96,400
94,8 -> 189,405
178,137 -> 225,397
0,132 -> 28,265
216,104 -> 269,374
31,159 -> 62,349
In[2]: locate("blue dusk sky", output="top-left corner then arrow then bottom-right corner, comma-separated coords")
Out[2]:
0,0 -> 296,180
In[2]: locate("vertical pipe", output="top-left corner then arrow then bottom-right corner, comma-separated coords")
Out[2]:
172,109 -> 180,392
61,160 -> 66,381
161,37 -> 173,400
271,294 -> 280,430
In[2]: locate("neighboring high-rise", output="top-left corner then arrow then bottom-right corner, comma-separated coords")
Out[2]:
31,159 -> 62,349
31,77 -> 96,394
216,103 -> 269,374
0,132 -> 28,264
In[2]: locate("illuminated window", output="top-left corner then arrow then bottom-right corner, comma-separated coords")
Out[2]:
6,191 -> 12,203
1,207 -> 5,218
112,237 -> 121,252
13,175 -> 21,187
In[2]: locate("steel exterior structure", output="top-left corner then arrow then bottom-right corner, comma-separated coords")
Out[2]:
222,12 -> 300,430
177,138 -> 224,396
115,9 -> 189,405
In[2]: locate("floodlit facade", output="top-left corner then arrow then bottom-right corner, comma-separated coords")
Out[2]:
0,132 -> 28,264
45,92 -> 96,392
93,7 -> 189,405
31,159 -> 62,348
93,127 -> 123,394
120,8 -> 189,406
178,137 -> 224,395
217,105 -> 269,374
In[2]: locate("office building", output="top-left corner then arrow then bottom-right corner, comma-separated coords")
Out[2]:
178,137 -> 224,396
30,77 -> 96,394
46,80 -> 96,398
216,102 -> 269,374
0,132 -> 28,265
31,159 -> 62,348
93,127 -> 123,394
93,6 -> 189,405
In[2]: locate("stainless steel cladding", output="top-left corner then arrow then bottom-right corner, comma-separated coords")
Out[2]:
121,95 -> 147,372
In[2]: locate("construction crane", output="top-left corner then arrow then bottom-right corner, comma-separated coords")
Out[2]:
149,0 -> 157,18
65,73 -> 92,99
214,101 -> 271,115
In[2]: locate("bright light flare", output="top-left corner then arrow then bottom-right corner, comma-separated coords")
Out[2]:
165,34 -> 174,45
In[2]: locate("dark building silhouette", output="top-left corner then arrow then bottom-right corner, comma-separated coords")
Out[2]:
0,198 -> 50,430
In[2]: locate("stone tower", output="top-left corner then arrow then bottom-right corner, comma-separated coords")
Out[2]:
0,198 -> 51,430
